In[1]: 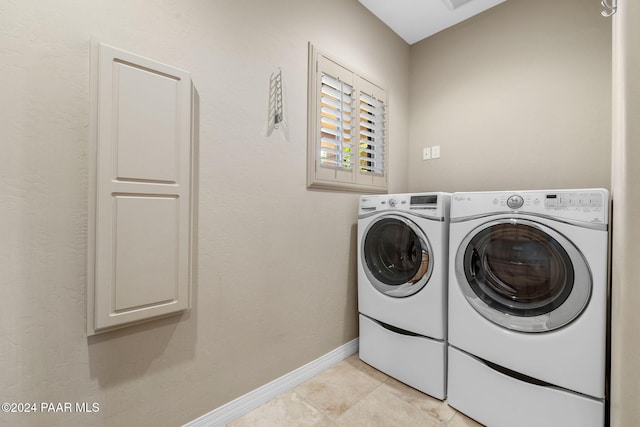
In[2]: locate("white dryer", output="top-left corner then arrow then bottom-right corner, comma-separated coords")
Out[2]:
358,192 -> 450,399
447,189 -> 609,427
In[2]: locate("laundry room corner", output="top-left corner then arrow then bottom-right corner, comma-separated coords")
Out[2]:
407,0 -> 611,193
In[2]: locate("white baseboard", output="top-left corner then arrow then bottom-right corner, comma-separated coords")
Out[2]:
184,338 -> 359,427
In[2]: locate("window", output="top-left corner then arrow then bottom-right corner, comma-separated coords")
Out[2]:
307,44 -> 388,193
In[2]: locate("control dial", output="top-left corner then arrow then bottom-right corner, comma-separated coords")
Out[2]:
507,195 -> 524,209
389,198 -> 398,207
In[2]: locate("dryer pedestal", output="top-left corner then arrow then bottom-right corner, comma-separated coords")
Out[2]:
447,347 -> 604,427
359,315 -> 446,400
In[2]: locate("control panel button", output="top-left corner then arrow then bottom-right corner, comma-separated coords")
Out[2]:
507,195 -> 524,209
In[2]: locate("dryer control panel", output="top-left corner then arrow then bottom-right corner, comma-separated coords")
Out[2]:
543,192 -> 604,209
451,189 -> 609,225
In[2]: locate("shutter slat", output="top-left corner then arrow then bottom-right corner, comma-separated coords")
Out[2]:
359,146 -> 383,155
322,136 -> 351,146
322,116 -> 352,131
360,129 -> 377,139
360,111 -> 375,122
322,96 -> 353,113
322,85 -> 353,103
359,165 -> 384,174
322,74 -> 353,95
321,106 -> 352,122
322,128 -> 352,137
322,146 -> 352,156
360,92 -> 376,105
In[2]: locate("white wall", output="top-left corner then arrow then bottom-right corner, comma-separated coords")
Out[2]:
408,0 -> 611,193
0,1 -> 410,425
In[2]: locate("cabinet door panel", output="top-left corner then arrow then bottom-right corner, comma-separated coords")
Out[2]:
114,61 -> 180,183
113,195 -> 179,312
89,42 -> 192,334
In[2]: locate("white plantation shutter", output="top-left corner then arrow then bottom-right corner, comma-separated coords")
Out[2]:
307,44 -> 388,193
320,73 -> 353,170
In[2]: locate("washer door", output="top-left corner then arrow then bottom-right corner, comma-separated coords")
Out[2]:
362,214 -> 434,298
455,219 -> 591,332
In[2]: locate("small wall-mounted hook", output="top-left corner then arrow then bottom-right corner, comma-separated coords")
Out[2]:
274,69 -> 283,128
267,68 -> 287,138
601,0 -> 617,17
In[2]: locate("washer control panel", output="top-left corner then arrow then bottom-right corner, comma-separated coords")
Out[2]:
359,193 -> 450,218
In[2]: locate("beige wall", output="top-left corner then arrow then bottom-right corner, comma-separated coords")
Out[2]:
610,0 -> 640,425
0,1 -> 410,426
408,0 -> 611,193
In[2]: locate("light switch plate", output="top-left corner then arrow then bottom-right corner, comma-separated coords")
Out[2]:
432,145 -> 440,158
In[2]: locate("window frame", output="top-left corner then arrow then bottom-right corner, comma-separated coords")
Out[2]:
307,43 -> 388,193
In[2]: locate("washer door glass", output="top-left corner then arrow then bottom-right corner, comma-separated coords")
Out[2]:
456,219 -> 591,332
363,215 -> 434,298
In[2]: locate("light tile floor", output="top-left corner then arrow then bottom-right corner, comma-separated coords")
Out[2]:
227,354 -> 483,427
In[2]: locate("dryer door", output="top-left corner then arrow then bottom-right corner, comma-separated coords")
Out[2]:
455,219 -> 591,332
362,214 -> 434,298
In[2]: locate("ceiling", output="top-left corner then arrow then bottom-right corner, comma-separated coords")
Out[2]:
358,0 -> 508,45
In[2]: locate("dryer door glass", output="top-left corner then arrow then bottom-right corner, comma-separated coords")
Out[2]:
363,215 -> 433,298
456,219 -> 592,332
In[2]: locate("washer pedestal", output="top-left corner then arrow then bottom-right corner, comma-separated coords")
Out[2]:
359,315 -> 446,399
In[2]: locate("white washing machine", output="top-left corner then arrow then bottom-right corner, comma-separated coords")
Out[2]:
358,192 -> 451,399
447,189 -> 609,427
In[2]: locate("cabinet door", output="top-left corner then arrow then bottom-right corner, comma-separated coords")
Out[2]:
88,42 -> 192,335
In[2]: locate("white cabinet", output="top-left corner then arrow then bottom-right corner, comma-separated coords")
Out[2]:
88,42 -> 193,335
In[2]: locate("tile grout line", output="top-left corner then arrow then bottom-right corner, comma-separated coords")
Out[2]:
332,373 -> 390,423
293,356 -> 390,424
290,390 -> 340,426
290,389 -> 338,426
